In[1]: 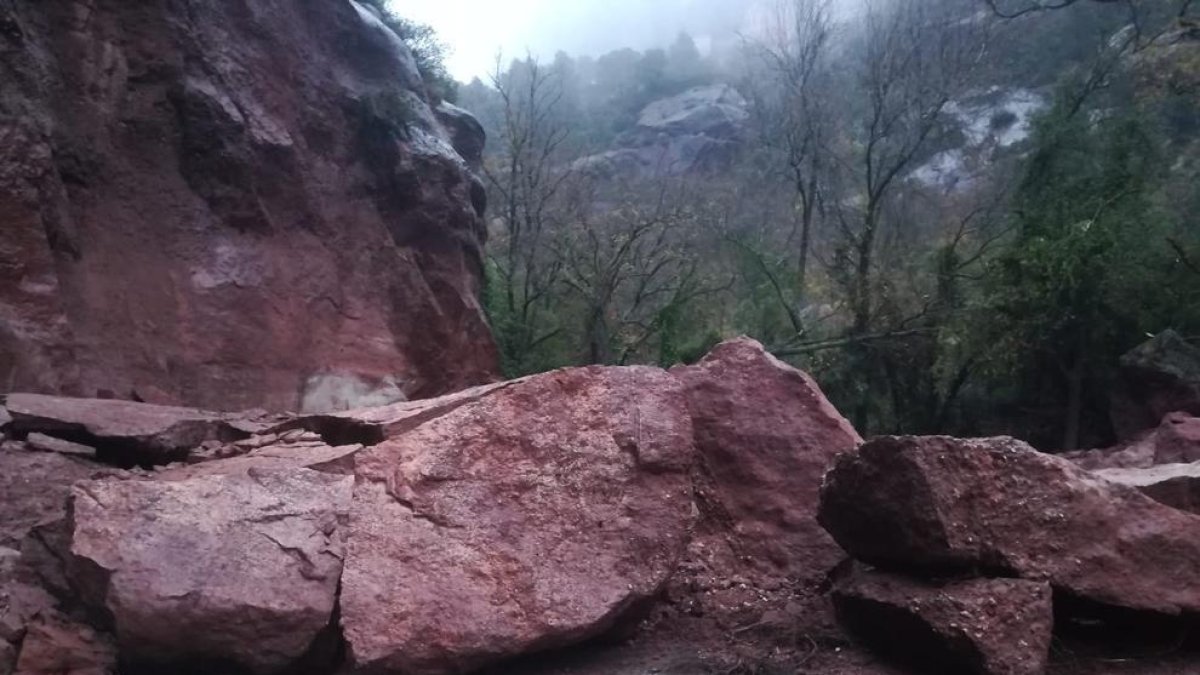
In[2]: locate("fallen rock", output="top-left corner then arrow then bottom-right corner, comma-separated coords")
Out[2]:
13,611 -> 116,675
0,407 -> 10,432
5,394 -> 268,465
24,434 -> 95,459
671,337 -> 861,577
832,566 -> 1053,675
1095,462 -> 1200,515
1111,330 -> 1200,439
0,446 -> 112,548
340,366 -> 695,674
819,435 -> 1200,614
1066,412 -> 1200,470
65,469 -> 352,674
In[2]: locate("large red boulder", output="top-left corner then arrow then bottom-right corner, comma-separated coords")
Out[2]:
339,366 -> 695,674
671,337 -> 862,578
0,0 -> 498,412
655,338 -> 861,668
819,435 -> 1200,614
64,469 -> 352,674
832,565 -> 1053,675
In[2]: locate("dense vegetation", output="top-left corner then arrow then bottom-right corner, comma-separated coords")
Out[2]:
427,0 -> 1200,449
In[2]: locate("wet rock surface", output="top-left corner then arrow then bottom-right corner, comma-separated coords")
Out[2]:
820,435 -> 1200,614
0,0 -> 498,412
340,366 -> 695,674
65,469 -> 352,674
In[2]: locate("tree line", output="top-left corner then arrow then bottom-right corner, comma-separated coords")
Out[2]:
422,0 -> 1200,450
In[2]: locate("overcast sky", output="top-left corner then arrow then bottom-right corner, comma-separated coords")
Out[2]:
396,0 -> 763,81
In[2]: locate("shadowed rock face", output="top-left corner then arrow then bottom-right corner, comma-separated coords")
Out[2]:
0,0 -> 498,412
819,435 -> 1200,615
832,565 -> 1054,675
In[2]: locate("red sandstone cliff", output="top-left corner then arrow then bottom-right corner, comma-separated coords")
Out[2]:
0,0 -> 499,411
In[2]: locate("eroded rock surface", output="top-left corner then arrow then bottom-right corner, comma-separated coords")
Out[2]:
819,435 -> 1200,614
0,0 -> 498,412
340,367 -> 695,674
833,565 -> 1053,675
65,469 -> 352,674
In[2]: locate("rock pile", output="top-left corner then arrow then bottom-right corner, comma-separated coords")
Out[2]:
0,338 -> 864,675
819,434 -> 1200,674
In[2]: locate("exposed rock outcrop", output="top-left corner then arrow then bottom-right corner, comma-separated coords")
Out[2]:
819,435 -> 1200,615
340,366 -> 695,674
832,565 -> 1054,675
0,0 -> 498,412
574,85 -> 748,179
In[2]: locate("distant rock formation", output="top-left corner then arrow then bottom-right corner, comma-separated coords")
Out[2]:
573,84 -> 749,179
0,0 -> 499,413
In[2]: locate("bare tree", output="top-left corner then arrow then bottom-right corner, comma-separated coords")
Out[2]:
984,0 -> 1196,50
554,177 -> 725,365
748,0 -> 836,303
484,56 -> 575,372
825,0 -> 989,428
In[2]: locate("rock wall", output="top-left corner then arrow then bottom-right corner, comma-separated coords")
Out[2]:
0,0 -> 499,412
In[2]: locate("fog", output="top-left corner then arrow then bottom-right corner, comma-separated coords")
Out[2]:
401,0 -> 857,81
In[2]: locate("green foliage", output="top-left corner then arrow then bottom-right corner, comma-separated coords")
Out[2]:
360,0 -> 458,103
972,91 -> 1196,447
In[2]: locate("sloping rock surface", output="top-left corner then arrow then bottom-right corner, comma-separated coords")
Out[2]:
65,469 -> 352,674
0,0 -> 498,412
340,366 -> 695,674
832,565 -> 1053,675
819,435 -> 1200,614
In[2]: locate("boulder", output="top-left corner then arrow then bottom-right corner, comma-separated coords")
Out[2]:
819,435 -> 1200,614
64,469 -> 352,674
4,394 -> 270,465
1095,462 -> 1200,515
0,0 -> 498,412
339,366 -> 695,674
1111,330 -> 1200,439
1066,412 -> 1200,471
0,445 -> 112,548
671,337 -> 862,579
832,566 -> 1053,675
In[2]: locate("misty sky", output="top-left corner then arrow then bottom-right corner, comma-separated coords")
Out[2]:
398,0 -> 762,81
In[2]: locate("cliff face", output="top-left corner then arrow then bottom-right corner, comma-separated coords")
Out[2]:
0,0 -> 499,411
